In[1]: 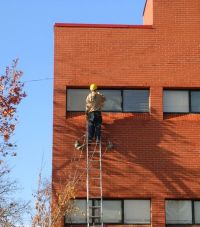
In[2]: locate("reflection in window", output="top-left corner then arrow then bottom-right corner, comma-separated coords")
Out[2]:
163,90 -> 200,113
124,200 -> 150,224
65,199 -> 87,223
165,200 -> 192,224
103,200 -> 122,223
65,199 -> 151,224
163,90 -> 189,113
67,89 -> 88,111
194,201 -> 200,224
191,91 -> 200,112
66,88 -> 149,112
123,90 -> 149,112
101,90 -> 122,112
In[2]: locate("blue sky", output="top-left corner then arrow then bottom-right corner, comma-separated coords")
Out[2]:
0,0 -> 146,221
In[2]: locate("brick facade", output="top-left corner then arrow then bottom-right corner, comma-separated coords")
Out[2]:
53,0 -> 200,226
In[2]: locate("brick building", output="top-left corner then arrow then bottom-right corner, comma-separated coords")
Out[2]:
53,0 -> 200,226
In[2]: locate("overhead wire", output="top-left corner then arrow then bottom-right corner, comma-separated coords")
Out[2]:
22,77 -> 53,83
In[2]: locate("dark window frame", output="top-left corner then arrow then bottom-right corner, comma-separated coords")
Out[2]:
64,198 -> 151,225
163,89 -> 200,114
165,199 -> 200,225
66,88 -> 150,113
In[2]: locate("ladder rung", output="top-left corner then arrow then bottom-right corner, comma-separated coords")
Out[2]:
89,215 -> 101,218
87,142 -> 100,145
88,153 -> 100,155
88,151 -> 100,153
90,167 -> 101,170
91,185 -> 101,188
89,206 -> 101,209
89,177 -> 101,179
89,167 -> 101,170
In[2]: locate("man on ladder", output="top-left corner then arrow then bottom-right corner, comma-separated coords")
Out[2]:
85,83 -> 105,227
86,84 -> 106,143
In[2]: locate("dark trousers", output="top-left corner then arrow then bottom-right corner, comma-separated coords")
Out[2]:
88,111 -> 102,141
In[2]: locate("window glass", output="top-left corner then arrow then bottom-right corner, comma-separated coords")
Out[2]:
123,90 -> 149,112
67,89 -> 122,112
100,90 -> 122,112
163,90 -> 189,113
194,201 -> 200,224
67,89 -> 88,111
124,200 -> 150,224
65,199 -> 87,223
67,88 -> 150,112
191,91 -> 200,113
102,200 -> 122,223
165,200 -> 192,224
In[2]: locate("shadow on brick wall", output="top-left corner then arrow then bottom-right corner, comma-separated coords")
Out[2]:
101,108 -> 200,197
52,106 -> 200,199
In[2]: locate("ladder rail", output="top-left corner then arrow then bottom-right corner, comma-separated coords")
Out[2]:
86,124 -> 90,227
86,123 -> 103,227
99,139 -> 103,227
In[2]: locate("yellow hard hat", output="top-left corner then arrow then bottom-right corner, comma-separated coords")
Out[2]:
90,83 -> 97,91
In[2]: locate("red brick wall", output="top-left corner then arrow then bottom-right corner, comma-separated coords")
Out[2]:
53,1 -> 200,226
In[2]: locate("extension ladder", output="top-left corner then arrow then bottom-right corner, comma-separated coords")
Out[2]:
86,135 -> 103,227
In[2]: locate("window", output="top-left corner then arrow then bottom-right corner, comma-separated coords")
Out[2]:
90,200 -> 122,224
166,200 -> 192,224
163,90 -> 200,113
103,200 -> 122,223
163,90 -> 189,113
65,199 -> 87,223
65,199 -> 151,225
123,90 -> 149,112
66,88 -> 149,112
67,89 -> 88,111
194,201 -> 200,224
124,199 -> 151,224
166,200 -> 200,225
191,91 -> 200,112
100,90 -> 122,112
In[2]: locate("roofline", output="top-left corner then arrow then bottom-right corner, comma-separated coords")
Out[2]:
143,0 -> 148,16
54,23 -> 153,29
